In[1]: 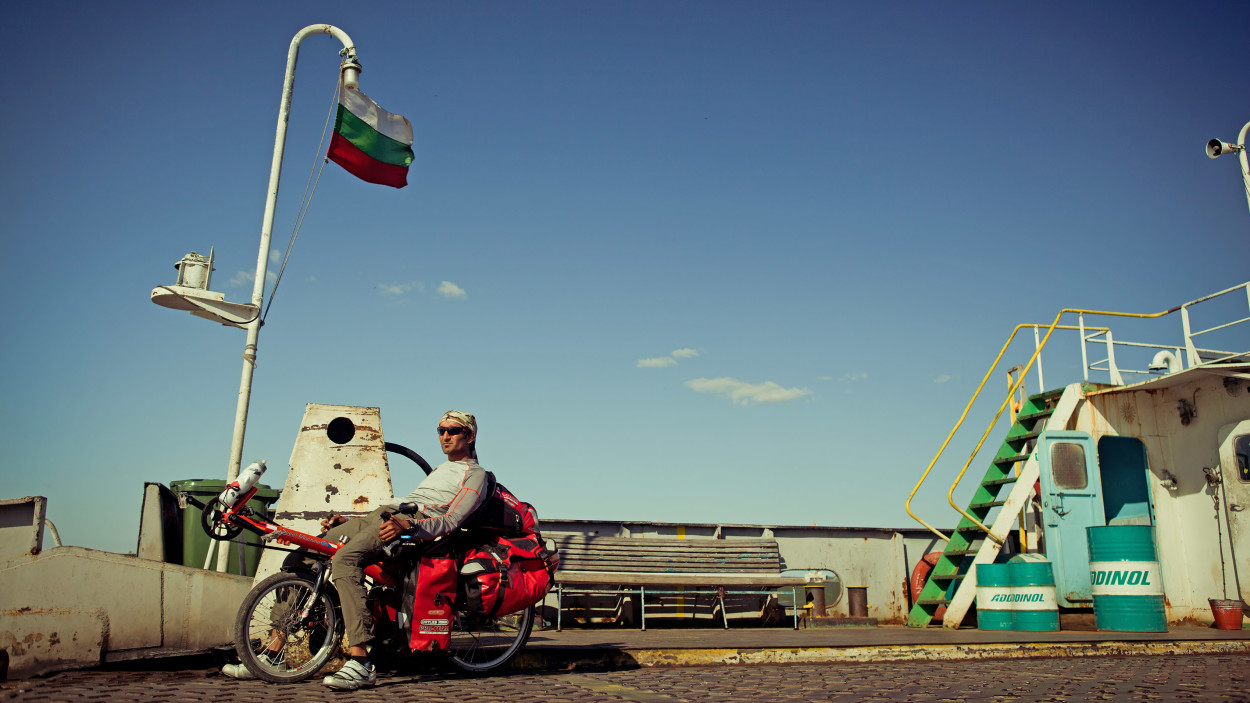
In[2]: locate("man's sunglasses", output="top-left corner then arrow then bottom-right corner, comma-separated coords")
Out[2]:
437,426 -> 470,436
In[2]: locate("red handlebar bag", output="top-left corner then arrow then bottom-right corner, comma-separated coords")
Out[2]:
400,556 -> 458,652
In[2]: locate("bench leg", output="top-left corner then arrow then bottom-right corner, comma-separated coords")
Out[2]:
792,586 -> 799,630
640,586 -> 646,631
556,584 -> 563,632
718,588 -> 729,629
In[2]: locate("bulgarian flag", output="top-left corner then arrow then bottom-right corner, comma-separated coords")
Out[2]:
327,87 -> 414,188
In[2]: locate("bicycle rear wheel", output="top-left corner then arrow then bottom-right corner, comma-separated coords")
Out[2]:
447,605 -> 534,673
235,571 -> 343,683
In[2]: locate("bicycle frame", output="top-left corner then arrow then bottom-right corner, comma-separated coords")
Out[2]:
200,485 -> 398,586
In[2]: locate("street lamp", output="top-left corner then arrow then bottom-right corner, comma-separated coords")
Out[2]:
151,24 -> 362,571
1206,121 -> 1250,216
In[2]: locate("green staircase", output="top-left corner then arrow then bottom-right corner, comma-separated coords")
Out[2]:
905,388 -> 1066,628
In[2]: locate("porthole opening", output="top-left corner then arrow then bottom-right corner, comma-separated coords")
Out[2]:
327,417 -> 356,445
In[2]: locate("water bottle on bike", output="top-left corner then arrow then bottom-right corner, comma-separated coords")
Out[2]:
218,460 -> 267,508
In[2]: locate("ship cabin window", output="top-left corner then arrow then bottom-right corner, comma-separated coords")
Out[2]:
1051,442 -> 1088,490
1236,435 -> 1250,482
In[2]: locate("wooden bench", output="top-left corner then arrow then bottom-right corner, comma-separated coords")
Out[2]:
551,536 -> 808,629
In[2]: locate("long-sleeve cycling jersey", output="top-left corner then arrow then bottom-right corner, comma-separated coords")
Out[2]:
394,458 -> 488,539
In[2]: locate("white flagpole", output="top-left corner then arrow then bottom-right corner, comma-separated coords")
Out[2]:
216,24 -> 360,572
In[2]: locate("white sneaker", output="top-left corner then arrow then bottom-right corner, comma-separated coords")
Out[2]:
223,660 -> 288,679
323,659 -> 376,690
222,663 -> 256,680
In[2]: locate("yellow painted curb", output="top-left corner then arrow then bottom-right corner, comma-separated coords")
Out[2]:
638,640 -> 1250,665
514,640 -> 1250,670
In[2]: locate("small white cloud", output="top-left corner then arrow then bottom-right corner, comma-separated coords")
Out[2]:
685,377 -> 813,405
638,357 -> 678,368
437,281 -> 467,300
933,374 -> 953,384
816,376 -> 833,382
637,347 -> 700,369
269,249 -> 282,264
841,372 -> 868,382
379,282 -> 417,296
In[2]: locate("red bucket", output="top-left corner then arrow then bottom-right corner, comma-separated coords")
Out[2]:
1209,599 -> 1245,630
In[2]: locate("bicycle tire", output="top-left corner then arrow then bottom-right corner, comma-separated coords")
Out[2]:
447,605 -> 534,673
234,571 -> 343,683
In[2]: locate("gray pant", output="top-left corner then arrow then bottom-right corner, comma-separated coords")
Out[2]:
283,506 -> 398,648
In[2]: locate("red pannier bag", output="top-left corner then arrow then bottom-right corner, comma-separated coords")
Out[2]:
400,556 -> 458,652
460,535 -> 558,617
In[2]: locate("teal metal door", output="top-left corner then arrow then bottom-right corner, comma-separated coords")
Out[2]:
1038,430 -> 1105,607
1097,436 -> 1154,526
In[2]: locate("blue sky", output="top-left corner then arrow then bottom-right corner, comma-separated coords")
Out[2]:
2,2 -> 1248,554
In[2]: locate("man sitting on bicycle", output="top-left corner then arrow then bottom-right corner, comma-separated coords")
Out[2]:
316,409 -> 488,690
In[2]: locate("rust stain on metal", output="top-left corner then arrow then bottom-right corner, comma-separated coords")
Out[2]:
325,484 -> 339,504
0,631 -> 46,656
334,463 -> 355,474
353,495 -> 371,507
283,510 -> 365,520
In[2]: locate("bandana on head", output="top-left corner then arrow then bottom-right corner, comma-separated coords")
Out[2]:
439,410 -> 477,435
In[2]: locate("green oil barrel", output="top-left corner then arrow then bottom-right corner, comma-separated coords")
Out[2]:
975,563 -> 1014,630
1087,525 -> 1167,632
1007,555 -> 1059,631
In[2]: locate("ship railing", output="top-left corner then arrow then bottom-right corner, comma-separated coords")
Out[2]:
1179,281 -> 1250,367
1078,280 -> 1249,384
906,280 -> 1250,543
1080,331 -> 1182,385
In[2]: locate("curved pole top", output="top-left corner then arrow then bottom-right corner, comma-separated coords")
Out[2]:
291,23 -> 356,56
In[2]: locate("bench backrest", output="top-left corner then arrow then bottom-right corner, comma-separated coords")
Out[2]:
554,536 -> 783,574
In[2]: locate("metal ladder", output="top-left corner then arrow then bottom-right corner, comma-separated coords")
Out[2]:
906,384 -> 1083,627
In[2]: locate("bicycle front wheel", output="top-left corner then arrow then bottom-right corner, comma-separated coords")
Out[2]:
447,605 -> 534,673
235,571 -> 343,683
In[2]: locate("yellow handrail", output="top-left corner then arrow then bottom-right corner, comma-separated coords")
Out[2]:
944,330 -> 1047,544
904,300 -> 1180,543
904,322 -> 1042,542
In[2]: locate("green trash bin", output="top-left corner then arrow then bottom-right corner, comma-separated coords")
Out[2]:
168,479 -> 281,577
